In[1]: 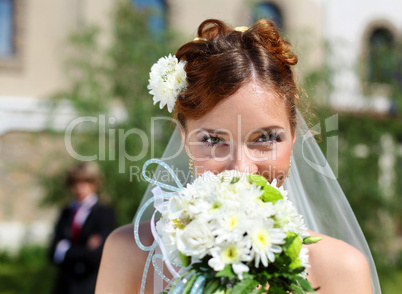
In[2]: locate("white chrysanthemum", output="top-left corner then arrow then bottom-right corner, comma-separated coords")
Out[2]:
165,195 -> 192,231
273,199 -> 309,238
299,247 -> 310,278
213,209 -> 250,244
268,178 -> 288,199
250,219 -> 287,268
299,247 -> 310,268
208,240 -> 251,279
148,54 -> 187,113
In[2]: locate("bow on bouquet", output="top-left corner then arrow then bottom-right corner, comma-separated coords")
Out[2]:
153,169 -> 321,294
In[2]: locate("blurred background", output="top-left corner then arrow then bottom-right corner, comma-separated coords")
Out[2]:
0,0 -> 401,293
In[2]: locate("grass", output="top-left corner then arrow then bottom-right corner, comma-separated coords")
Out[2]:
0,246 -> 56,294
380,270 -> 402,294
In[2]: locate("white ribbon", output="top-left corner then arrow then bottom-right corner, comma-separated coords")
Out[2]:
150,186 -> 181,279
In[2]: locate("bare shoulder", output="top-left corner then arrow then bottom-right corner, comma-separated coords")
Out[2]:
104,222 -> 153,250
96,222 -> 154,294
306,231 -> 372,294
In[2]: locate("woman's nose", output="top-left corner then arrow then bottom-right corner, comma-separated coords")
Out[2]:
227,146 -> 258,174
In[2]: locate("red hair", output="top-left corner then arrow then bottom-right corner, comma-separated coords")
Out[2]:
174,19 -> 299,133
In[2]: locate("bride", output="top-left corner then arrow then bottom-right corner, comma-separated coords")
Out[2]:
95,19 -> 380,293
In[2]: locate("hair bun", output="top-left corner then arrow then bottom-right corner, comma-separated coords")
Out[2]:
248,19 -> 298,66
197,19 -> 232,40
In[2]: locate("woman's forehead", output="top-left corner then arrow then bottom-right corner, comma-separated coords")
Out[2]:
186,82 -> 290,133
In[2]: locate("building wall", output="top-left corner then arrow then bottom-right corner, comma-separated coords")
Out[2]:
0,0 -> 326,99
0,0 -> 114,250
324,0 -> 402,110
0,0 -> 113,98
0,131 -> 67,250
168,0 -> 324,72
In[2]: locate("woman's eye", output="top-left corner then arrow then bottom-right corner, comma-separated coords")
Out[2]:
202,135 -> 223,146
256,133 -> 282,143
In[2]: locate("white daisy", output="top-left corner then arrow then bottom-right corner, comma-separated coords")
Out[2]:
147,54 -> 187,113
273,199 -> 309,238
299,247 -> 310,278
249,219 -> 287,267
208,240 -> 251,279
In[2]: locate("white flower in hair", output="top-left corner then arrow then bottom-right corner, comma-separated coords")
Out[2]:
147,54 -> 187,113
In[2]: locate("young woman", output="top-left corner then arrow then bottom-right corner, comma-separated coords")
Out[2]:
95,19 -> 380,294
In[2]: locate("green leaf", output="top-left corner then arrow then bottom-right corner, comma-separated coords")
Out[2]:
260,185 -> 283,204
292,266 -> 306,274
230,177 -> 240,183
182,273 -> 198,294
203,279 -> 221,294
303,236 -> 322,245
212,288 -> 226,294
294,277 -> 316,293
215,264 -> 237,279
180,252 -> 190,267
284,233 -> 302,269
249,287 -> 265,294
247,174 -> 268,186
231,278 -> 260,294
247,174 -> 283,204
266,285 -> 288,294
283,232 -> 298,251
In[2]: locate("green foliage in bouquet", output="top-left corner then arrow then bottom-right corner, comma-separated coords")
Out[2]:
156,172 -> 321,294
165,234 -> 320,294
193,241 -> 317,294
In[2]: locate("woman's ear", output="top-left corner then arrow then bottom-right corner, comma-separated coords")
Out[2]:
180,128 -> 186,146
180,127 -> 192,157
291,132 -> 296,155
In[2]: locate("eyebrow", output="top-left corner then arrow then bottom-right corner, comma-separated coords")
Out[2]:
250,126 -> 285,133
195,128 -> 231,135
195,126 -> 286,137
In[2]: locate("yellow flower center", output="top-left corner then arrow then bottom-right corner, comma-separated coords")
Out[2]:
228,215 -> 238,230
252,229 -> 271,250
222,245 -> 240,263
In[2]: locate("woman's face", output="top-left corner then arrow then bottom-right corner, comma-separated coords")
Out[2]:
183,82 -> 295,186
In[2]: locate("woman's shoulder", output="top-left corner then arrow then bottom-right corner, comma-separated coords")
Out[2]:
96,222 -> 154,294
105,222 -> 153,247
107,223 -> 136,243
308,230 -> 367,261
306,231 -> 372,293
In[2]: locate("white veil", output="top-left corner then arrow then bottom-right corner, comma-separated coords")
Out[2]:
285,112 -> 381,293
134,112 -> 381,294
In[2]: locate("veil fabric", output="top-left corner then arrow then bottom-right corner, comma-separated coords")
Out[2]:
134,112 -> 381,294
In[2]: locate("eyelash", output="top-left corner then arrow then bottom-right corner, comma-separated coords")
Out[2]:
202,135 -> 224,147
201,132 -> 283,147
254,133 -> 283,145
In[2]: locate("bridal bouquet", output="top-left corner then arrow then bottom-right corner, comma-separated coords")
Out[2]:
157,171 -> 321,294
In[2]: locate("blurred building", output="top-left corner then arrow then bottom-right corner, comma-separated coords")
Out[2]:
0,0 -> 401,250
0,0 -> 114,251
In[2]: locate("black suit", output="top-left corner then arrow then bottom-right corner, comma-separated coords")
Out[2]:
49,202 -> 115,294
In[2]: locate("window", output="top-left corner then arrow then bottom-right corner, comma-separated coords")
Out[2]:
132,0 -> 167,34
0,0 -> 14,57
252,2 -> 282,29
368,27 -> 395,84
